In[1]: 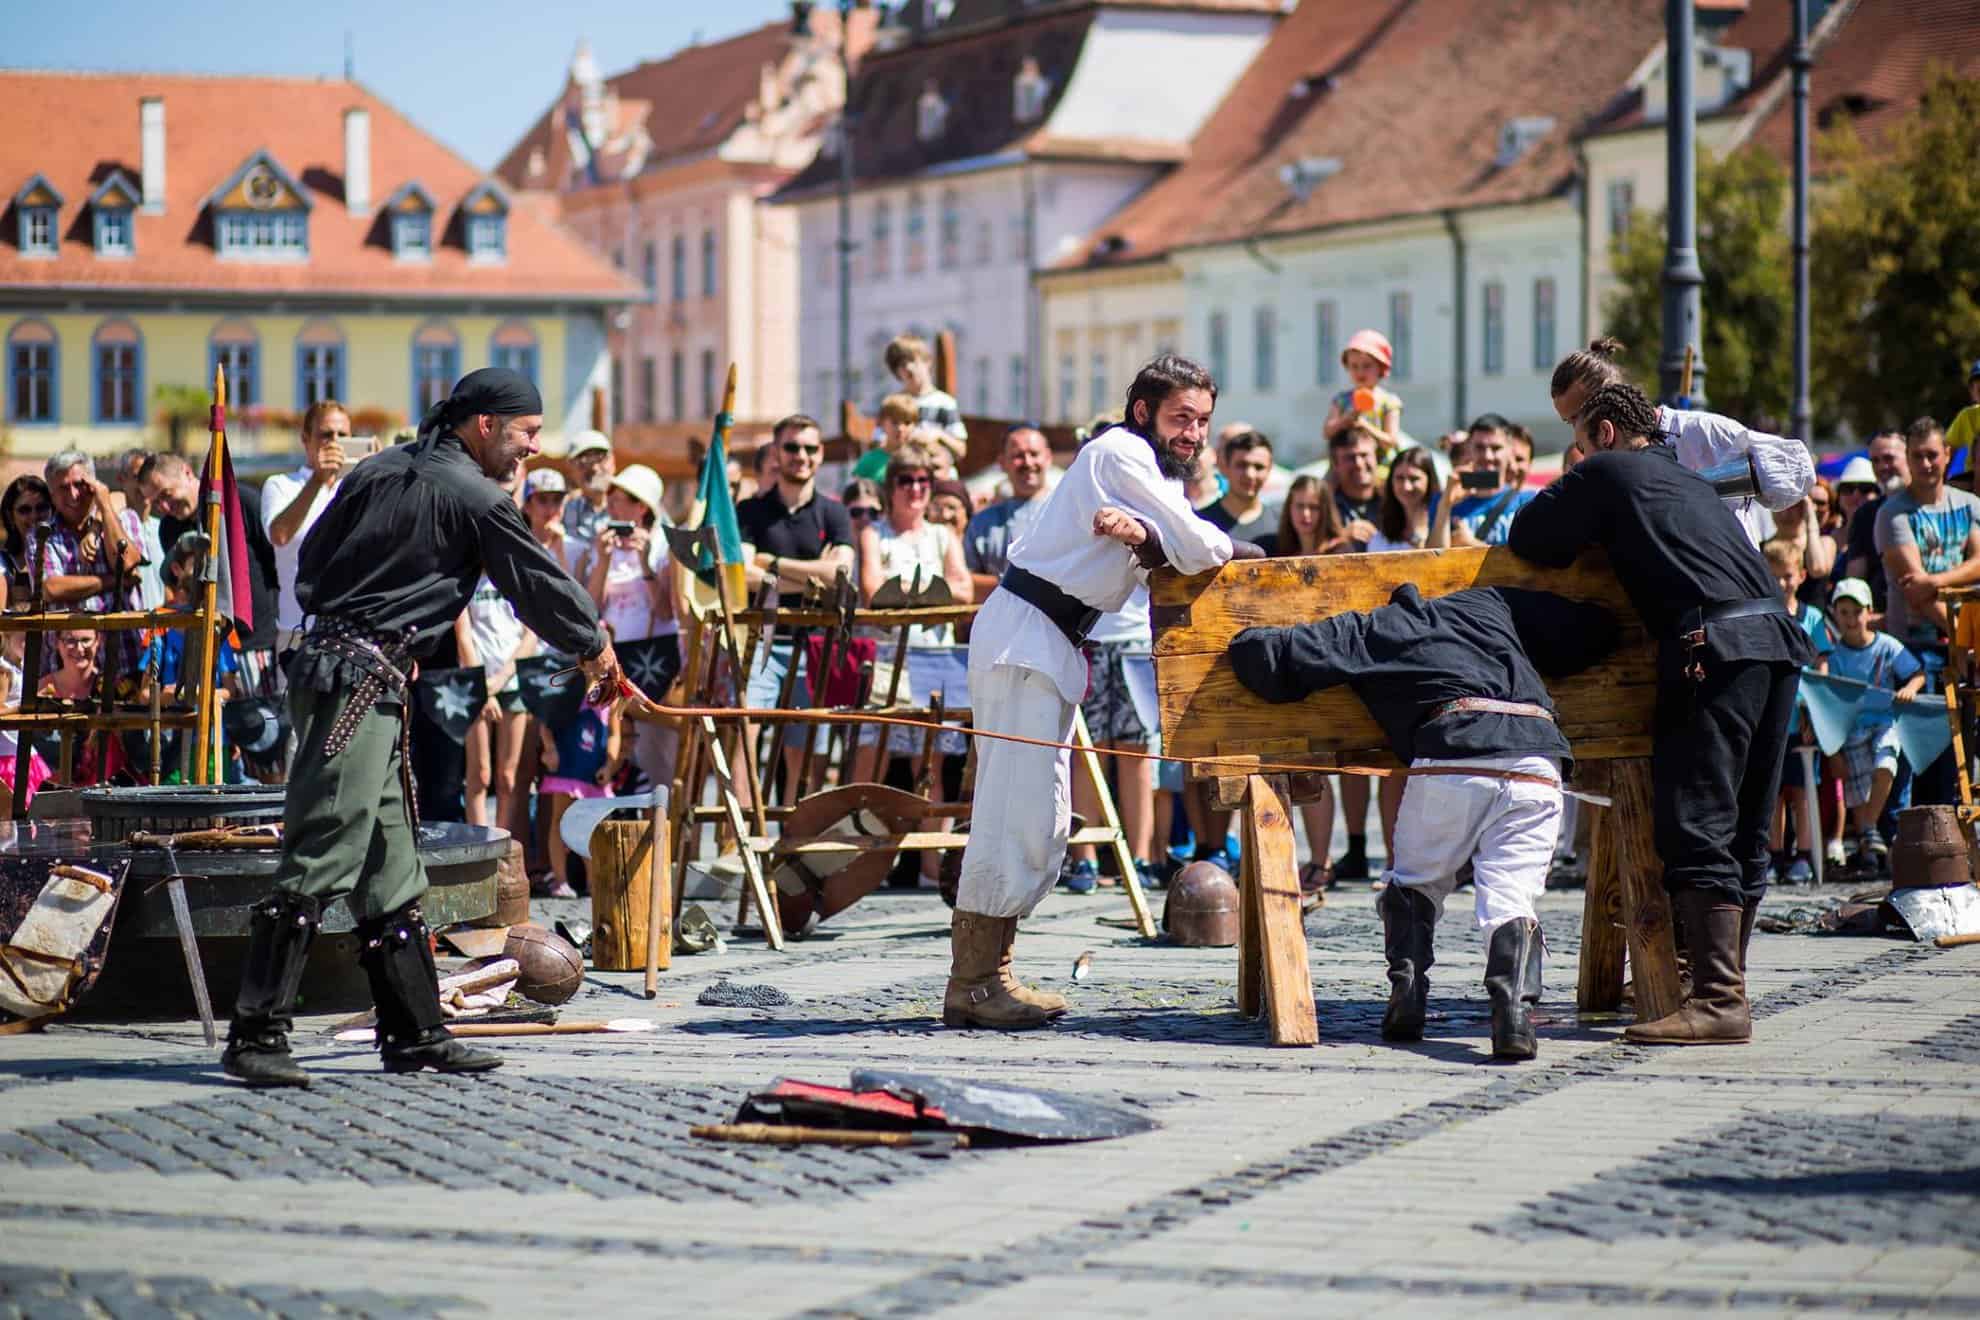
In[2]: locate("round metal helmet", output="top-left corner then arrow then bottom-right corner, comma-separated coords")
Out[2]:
1163,861 -> 1241,947
503,923 -> 585,1004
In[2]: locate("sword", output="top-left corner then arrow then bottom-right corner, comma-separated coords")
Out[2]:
156,844 -> 216,1047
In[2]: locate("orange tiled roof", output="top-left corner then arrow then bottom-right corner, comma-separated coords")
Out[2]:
0,70 -> 638,302
495,22 -> 802,192
1058,0 -> 1668,268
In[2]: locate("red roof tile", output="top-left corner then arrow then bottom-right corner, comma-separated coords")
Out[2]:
496,21 -> 804,193
1059,0 -> 1667,267
0,70 -> 637,302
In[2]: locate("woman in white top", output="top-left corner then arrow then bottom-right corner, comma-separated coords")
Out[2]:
1364,448 -> 1454,553
851,440 -> 972,785
455,574 -> 534,836
577,464 -> 679,793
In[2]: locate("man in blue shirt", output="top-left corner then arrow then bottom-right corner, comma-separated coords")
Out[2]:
1450,414 -> 1534,546
963,424 -> 1053,598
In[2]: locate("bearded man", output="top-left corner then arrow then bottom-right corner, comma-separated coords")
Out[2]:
949,354 -> 1253,1029
222,368 -> 620,1087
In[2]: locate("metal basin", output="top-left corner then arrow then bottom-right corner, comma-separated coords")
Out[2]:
80,784 -> 287,839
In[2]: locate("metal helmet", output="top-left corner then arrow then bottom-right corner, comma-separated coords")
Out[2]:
1163,861 -> 1241,947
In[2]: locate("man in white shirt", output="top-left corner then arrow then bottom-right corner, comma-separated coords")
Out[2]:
262,401 -> 353,650
951,355 -> 1243,1030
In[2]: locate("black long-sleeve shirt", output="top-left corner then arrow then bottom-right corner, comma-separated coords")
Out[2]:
1228,584 -> 1619,766
1507,445 -> 1813,668
293,433 -> 604,664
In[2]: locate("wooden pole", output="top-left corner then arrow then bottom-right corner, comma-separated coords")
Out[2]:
643,796 -> 672,996
1609,757 -> 1683,1022
192,364 -> 227,784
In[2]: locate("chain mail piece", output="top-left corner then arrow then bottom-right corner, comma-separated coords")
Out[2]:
696,980 -> 794,1008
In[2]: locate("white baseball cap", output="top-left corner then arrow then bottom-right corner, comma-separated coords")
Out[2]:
523,468 -> 567,498
566,430 -> 612,458
1832,577 -> 1874,610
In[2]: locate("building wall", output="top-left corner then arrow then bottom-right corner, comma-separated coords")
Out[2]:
0,305 -> 596,459
1039,262 -> 1186,428
1168,200 -> 1583,466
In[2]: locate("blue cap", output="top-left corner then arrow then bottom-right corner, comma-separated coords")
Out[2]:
1969,358 -> 1980,379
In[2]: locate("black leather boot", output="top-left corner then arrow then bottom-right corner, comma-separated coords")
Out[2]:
1524,925 -> 1545,1009
1378,883 -> 1436,1041
357,905 -> 503,1075
222,891 -> 320,1088
1485,918 -> 1540,1061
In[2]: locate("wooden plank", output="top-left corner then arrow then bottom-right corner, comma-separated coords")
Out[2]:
1071,706 -> 1156,939
1149,546 -> 1638,654
1241,774 -> 1318,1046
644,800 -> 672,993
1608,758 -> 1682,1023
699,716 -> 784,951
1574,762 -> 1627,1012
1236,815 -> 1262,1020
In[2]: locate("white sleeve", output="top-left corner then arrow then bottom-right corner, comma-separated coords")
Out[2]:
1664,406 -> 1815,512
1097,443 -> 1232,576
260,474 -> 295,531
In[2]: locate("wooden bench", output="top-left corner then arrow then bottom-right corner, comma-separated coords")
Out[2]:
1151,546 -> 1683,1046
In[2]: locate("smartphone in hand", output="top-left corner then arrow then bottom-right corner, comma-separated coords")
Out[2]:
1459,468 -> 1500,492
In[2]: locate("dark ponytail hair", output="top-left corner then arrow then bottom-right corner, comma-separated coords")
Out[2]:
1549,336 -> 1627,401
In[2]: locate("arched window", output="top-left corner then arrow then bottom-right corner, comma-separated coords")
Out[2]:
296,319 -> 346,409
869,200 -> 892,280
209,318 -> 259,408
938,189 -> 962,271
410,321 -> 461,419
6,319 -> 59,425
489,321 -> 538,387
904,191 -> 928,274
701,229 -> 718,298
91,319 -> 143,425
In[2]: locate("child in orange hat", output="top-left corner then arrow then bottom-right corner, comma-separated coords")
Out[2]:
1324,329 -> 1403,460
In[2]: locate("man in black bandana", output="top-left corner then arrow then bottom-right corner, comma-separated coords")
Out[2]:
223,368 -> 620,1088
1509,381 -> 1814,1047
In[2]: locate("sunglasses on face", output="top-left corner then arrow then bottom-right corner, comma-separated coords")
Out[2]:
13,502 -> 47,517
894,475 -> 932,489
782,442 -> 822,456
848,505 -> 882,519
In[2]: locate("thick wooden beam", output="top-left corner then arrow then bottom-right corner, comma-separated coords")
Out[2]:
1609,758 -> 1682,1022
1575,762 -> 1627,1012
1241,774 -> 1318,1046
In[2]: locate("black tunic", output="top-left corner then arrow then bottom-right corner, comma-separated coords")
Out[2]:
1507,445 -> 1813,669
1227,584 -> 1619,767
291,433 -> 603,688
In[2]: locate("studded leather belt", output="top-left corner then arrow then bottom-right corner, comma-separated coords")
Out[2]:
1429,697 -> 1555,723
306,620 -> 414,759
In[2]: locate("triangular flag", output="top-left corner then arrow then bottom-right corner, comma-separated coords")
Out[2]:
1894,702 -> 1954,776
1797,667 -> 1862,756
199,430 -> 254,639
697,429 -> 745,568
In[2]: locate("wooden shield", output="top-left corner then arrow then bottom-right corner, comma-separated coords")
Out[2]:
770,783 -> 932,931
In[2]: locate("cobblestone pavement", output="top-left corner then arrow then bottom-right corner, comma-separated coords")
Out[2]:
3,875 -> 1978,1319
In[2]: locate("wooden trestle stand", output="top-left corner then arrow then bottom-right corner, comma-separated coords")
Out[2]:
1151,546 -> 1682,1046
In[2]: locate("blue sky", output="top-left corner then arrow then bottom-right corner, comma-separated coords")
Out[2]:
4,0 -> 797,170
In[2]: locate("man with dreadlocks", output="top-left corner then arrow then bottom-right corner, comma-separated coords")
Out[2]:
950,354 -> 1251,1030
222,367 -> 621,1088
1509,380 -> 1816,1047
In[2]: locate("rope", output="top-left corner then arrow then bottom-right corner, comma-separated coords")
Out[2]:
604,679 -> 1613,808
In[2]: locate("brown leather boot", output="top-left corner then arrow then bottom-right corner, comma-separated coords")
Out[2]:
1738,897 -> 1760,973
1624,890 -> 1751,1045
997,917 -> 1068,1013
943,911 -> 1062,1029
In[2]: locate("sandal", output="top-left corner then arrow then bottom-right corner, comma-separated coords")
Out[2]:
1298,860 -> 1331,912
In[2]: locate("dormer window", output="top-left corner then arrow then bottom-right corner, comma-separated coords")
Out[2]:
88,171 -> 140,258
1013,56 -> 1050,123
916,81 -> 949,143
461,180 -> 510,263
1494,117 -> 1557,168
209,152 -> 312,260
14,175 -> 63,257
383,182 -> 437,262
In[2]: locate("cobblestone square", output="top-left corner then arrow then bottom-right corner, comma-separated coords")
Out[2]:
4,881 -> 1977,1319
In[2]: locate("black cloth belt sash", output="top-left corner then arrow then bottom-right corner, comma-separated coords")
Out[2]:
1672,595 -> 1787,683
1000,566 -> 1103,650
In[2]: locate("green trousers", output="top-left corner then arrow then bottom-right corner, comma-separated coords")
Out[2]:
270,685 -> 425,922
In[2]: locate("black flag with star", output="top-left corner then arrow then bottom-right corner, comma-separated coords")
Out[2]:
514,655 -> 584,727
413,665 -> 487,745
616,634 -> 682,703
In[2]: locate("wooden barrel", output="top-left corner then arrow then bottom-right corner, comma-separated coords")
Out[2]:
1891,806 -> 1971,890
470,840 -> 529,929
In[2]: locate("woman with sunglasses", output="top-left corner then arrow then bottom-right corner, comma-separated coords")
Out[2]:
0,475 -> 52,607
839,478 -> 885,577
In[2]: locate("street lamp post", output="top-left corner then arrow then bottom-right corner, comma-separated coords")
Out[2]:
1660,0 -> 1707,406
1790,0 -> 1812,440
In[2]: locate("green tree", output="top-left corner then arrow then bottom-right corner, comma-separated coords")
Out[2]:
1602,146 -> 1795,426
1812,69 -> 1980,437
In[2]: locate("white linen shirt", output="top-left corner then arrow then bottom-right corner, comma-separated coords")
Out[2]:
1658,405 -> 1814,545
973,427 -> 1232,703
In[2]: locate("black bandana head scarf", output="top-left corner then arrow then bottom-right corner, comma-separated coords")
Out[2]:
417,367 -> 544,443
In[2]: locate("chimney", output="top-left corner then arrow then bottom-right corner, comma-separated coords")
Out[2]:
139,97 -> 166,213
343,107 -> 372,217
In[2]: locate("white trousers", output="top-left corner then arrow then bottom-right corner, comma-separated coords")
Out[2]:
958,662 -> 1075,918
1381,754 -> 1564,931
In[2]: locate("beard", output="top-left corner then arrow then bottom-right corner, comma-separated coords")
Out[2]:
1145,430 -> 1199,482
